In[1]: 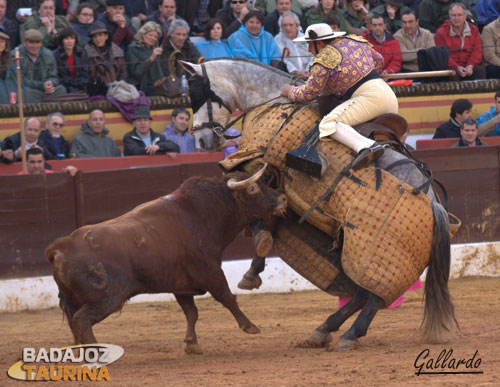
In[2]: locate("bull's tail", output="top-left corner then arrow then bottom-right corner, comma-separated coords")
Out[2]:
420,201 -> 459,343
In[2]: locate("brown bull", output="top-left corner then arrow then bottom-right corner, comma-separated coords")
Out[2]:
45,167 -> 286,354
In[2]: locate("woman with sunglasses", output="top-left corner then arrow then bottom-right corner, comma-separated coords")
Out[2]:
195,18 -> 233,59
216,0 -> 257,38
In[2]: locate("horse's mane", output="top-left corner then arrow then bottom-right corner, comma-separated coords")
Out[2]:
204,57 -> 295,80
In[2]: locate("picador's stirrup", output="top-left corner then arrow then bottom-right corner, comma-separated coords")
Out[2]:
286,145 -> 323,178
351,143 -> 387,171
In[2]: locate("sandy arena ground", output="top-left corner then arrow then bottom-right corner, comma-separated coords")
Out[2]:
1,276 -> 499,386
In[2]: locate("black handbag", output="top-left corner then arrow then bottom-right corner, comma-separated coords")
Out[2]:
152,52 -> 185,98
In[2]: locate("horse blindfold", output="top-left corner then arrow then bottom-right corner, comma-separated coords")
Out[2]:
188,75 -> 225,114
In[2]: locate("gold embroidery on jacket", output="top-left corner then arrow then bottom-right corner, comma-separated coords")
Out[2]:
313,45 -> 342,70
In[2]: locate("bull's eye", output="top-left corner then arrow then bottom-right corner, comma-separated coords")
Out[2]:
247,184 -> 260,195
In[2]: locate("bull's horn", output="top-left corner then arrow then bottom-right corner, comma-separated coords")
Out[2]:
227,163 -> 268,190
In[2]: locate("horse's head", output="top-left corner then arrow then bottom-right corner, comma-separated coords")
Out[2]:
181,60 -> 234,152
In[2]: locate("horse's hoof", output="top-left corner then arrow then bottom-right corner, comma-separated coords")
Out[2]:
185,343 -> 203,355
243,324 -> 261,334
327,338 -> 359,352
237,274 -> 262,290
295,330 -> 332,348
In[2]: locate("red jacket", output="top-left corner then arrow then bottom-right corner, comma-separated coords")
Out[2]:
362,30 -> 402,74
434,20 -> 482,68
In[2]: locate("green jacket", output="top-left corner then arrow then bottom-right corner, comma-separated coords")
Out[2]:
8,45 -> 61,92
20,13 -> 71,50
305,7 -> 349,33
125,41 -> 164,96
70,122 -> 122,158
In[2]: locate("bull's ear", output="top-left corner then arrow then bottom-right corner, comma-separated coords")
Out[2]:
180,61 -> 201,76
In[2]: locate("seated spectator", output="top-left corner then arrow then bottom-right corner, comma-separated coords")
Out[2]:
37,112 -> 70,159
435,3 -> 485,82
474,0 -> 500,30
162,108 -> 196,153
8,29 -> 67,103
342,0 -> 371,35
195,18 -> 234,59
305,0 -> 349,33
371,0 -> 406,35
481,16 -> 500,79
476,90 -> 500,136
451,118 -> 486,147
146,0 -> 186,43
70,109 -> 122,158
96,0 -> 136,50
264,0 -> 306,37
228,10 -> 281,66
19,147 -> 78,175
85,21 -> 128,85
123,106 -> 180,156
0,31 -> 17,104
394,9 -> 435,72
175,0 -> 223,33
53,27 -> 89,93
124,0 -> 156,31
274,11 -> 312,77
126,22 -> 164,96
418,0 -> 474,34
159,19 -> 201,77
1,117 -> 51,163
324,13 -> 342,32
20,0 -> 71,49
433,98 -> 472,138
70,2 -> 95,47
216,0 -> 253,38
0,0 -> 20,48
362,15 -> 402,74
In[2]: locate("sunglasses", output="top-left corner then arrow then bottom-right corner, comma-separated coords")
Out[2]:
231,1 -> 247,4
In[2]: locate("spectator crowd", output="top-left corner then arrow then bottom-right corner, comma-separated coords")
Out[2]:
2,0 -> 500,164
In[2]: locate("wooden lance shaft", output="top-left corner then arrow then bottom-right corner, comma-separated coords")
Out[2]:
381,70 -> 456,80
15,47 -> 26,174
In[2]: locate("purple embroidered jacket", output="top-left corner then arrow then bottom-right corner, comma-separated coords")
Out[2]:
288,36 -> 384,102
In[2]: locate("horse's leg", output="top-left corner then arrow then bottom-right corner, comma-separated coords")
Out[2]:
327,292 -> 385,351
238,221 -> 270,290
296,289 -> 369,348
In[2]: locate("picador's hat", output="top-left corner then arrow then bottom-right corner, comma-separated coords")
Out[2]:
294,23 -> 345,42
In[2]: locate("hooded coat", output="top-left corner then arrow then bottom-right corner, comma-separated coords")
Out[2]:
69,121 -> 122,158
227,25 -> 281,66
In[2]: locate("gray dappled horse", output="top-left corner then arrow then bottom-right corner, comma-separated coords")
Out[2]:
181,58 -> 458,350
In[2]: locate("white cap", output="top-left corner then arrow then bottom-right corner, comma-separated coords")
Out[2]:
294,23 -> 346,42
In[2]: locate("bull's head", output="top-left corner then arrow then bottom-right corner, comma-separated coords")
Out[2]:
225,164 -> 287,217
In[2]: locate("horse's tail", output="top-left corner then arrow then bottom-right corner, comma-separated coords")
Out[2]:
420,201 -> 459,343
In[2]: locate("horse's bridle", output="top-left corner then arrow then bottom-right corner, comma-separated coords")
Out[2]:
190,63 -> 237,141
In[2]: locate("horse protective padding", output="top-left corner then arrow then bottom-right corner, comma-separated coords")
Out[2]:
285,140 -> 434,306
219,103 -> 320,171
274,219 -> 340,292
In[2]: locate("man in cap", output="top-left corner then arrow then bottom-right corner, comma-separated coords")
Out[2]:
7,29 -> 66,102
281,23 -> 398,173
123,106 -> 180,156
96,0 -> 136,50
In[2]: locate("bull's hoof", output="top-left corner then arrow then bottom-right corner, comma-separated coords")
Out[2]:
294,329 -> 332,348
327,338 -> 359,352
243,324 -> 261,334
253,230 -> 273,257
185,343 -> 203,355
237,274 -> 262,290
